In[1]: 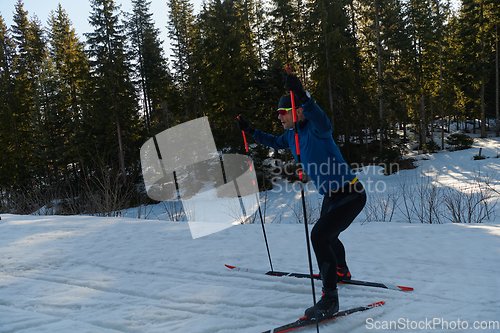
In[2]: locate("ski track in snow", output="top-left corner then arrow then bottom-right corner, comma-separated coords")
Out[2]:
1,215 -> 499,332
2,139 -> 500,332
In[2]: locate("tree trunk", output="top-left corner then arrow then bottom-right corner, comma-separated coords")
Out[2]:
420,95 -> 426,153
496,22 -> 499,137
430,96 -> 434,143
116,115 -> 127,184
438,0 -> 445,149
324,32 -> 334,121
480,0 -> 486,138
375,0 -> 383,152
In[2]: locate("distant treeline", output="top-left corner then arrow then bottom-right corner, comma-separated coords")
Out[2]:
0,0 -> 498,214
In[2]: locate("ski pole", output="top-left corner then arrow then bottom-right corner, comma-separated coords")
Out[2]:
286,66 -> 320,333
236,115 -> 274,272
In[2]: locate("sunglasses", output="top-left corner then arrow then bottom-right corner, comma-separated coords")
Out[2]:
277,108 -> 293,115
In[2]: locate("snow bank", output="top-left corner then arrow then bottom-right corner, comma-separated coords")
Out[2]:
1,215 -> 499,332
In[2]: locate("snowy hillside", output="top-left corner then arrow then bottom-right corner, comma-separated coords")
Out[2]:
1,137 -> 500,332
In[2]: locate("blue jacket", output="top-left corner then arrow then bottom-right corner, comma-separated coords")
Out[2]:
253,98 -> 356,195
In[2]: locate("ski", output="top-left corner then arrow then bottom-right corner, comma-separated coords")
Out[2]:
225,264 -> 413,292
262,301 -> 385,333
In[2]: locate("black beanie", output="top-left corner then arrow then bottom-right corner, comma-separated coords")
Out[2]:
278,93 -> 301,109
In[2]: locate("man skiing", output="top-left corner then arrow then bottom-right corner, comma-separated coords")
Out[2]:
237,72 -> 367,320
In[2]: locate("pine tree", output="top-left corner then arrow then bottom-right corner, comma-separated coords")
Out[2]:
454,0 -> 484,133
481,0 -> 500,136
31,44 -> 57,186
197,0 -> 259,149
127,0 -> 173,133
490,0 -> 500,136
307,0 -> 359,139
373,0 -> 414,144
246,0 -> 284,137
85,0 -> 140,183
10,0 -> 46,186
167,0 -> 195,119
356,0 -> 389,149
45,4 -> 90,185
427,0 -> 453,148
269,0 -> 299,68
403,0 -> 438,149
0,15 -> 15,187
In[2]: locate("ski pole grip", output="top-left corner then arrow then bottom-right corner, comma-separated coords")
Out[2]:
237,115 -> 249,152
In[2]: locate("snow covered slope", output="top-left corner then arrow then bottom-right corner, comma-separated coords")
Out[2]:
1,137 -> 500,332
1,215 -> 499,332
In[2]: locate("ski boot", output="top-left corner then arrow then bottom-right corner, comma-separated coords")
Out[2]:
304,288 -> 339,319
337,266 -> 351,281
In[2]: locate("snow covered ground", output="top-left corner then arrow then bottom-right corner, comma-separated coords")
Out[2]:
1,137 -> 500,332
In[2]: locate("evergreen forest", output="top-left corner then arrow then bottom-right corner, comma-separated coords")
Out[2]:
0,0 -> 499,214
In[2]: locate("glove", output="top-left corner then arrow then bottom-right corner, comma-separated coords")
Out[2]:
237,116 -> 255,136
285,73 -> 310,105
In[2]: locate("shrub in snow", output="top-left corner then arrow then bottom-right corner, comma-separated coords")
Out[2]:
364,170 -> 497,224
445,134 -> 473,151
423,140 -> 440,153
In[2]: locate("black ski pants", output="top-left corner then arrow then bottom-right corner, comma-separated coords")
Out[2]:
311,180 -> 366,290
